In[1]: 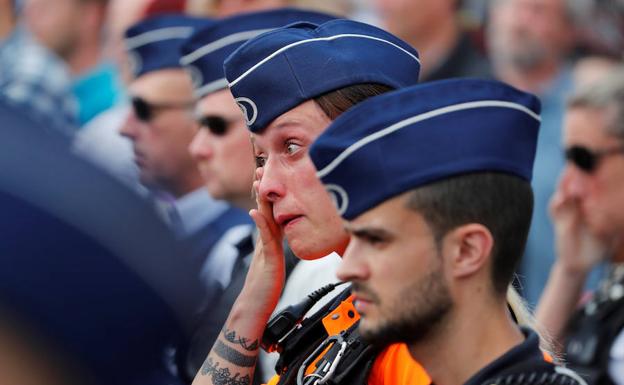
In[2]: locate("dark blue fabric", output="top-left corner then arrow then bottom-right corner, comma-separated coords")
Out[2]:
125,14 -> 213,78
224,19 -> 421,133
0,98 -> 204,384
183,205 -> 252,274
462,329 -> 543,385
180,8 -> 336,98
309,79 -> 541,220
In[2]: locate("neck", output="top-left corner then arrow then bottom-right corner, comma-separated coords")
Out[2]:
170,172 -> 205,199
404,15 -> 460,80
409,295 -> 524,385
612,239 -> 624,263
67,42 -> 101,76
232,196 -> 255,212
494,58 -> 562,94
0,4 -> 15,40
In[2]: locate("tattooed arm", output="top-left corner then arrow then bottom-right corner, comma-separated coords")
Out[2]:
193,174 -> 285,385
199,329 -> 260,385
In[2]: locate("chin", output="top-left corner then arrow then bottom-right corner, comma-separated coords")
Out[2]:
286,237 -> 334,261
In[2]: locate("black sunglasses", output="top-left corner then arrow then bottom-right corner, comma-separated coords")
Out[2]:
197,115 -> 238,136
131,96 -> 194,122
564,145 -> 624,173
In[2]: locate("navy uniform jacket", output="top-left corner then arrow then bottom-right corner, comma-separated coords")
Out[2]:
463,329 -> 586,385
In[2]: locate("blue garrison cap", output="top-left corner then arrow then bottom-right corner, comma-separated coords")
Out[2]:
309,78 -> 542,220
224,19 -> 421,133
180,8 -> 336,99
125,14 -> 213,78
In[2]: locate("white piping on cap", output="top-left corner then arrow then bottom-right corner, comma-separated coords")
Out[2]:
228,33 -> 421,87
180,28 -> 274,65
125,27 -> 195,50
316,100 -> 541,179
194,78 -> 229,98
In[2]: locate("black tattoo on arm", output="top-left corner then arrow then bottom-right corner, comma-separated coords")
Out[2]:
222,328 -> 259,351
200,357 -> 251,385
214,340 -> 257,367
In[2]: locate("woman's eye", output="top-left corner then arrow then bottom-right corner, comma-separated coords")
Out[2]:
286,143 -> 301,154
255,156 -> 266,168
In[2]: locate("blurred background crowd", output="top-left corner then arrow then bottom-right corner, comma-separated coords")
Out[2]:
0,0 -> 623,384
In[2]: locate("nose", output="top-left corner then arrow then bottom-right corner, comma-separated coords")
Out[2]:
560,164 -> 588,199
257,157 -> 287,203
336,239 -> 370,283
119,109 -> 139,139
189,129 -> 213,161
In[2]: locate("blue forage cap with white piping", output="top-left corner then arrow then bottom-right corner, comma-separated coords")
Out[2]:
125,14 -> 213,79
223,19 -> 421,133
309,78 -> 542,220
180,8 -> 337,99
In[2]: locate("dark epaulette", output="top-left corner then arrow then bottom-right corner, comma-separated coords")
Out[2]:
481,359 -> 588,385
274,287 -> 379,385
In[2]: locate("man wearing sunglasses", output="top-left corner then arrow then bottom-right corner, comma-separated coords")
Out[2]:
120,15 -> 251,305
536,68 -> 624,385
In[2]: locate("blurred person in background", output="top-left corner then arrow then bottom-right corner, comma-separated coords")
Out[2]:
0,0 -> 76,131
25,0 -> 125,126
487,0 -> 585,305
72,0 -> 175,188
120,14 -> 251,306
185,0 -> 351,17
373,0 -> 492,81
536,67 -> 624,385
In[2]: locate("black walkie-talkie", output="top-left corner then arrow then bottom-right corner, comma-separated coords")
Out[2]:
261,281 -> 347,353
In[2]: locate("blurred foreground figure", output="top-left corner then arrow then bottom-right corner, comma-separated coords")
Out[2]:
0,95 -> 203,385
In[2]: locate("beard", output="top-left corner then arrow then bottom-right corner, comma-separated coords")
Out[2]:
355,264 -> 453,347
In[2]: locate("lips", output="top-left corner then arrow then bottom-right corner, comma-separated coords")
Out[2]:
133,149 -> 146,166
353,294 -> 374,314
274,213 -> 304,229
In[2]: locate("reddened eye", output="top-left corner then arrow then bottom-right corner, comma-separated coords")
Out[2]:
286,143 -> 302,155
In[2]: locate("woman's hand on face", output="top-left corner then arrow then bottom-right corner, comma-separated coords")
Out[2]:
243,167 -> 286,317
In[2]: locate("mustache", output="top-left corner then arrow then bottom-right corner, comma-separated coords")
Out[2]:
351,282 -> 381,303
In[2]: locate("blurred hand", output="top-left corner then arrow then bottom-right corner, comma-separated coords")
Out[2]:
550,183 -> 607,276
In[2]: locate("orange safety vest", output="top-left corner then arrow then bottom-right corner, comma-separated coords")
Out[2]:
265,295 -> 431,385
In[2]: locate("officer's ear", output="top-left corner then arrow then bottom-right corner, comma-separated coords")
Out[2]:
441,223 -> 493,280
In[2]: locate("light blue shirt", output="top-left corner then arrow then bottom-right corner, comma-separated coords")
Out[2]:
72,61 -> 125,126
173,188 -> 229,236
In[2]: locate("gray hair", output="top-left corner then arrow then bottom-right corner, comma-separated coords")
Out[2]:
568,66 -> 624,140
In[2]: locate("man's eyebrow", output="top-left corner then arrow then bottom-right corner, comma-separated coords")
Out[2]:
345,224 -> 392,239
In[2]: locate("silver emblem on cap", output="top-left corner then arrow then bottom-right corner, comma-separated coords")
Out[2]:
325,184 -> 349,216
186,65 -> 204,90
127,51 -> 143,78
235,97 -> 258,127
